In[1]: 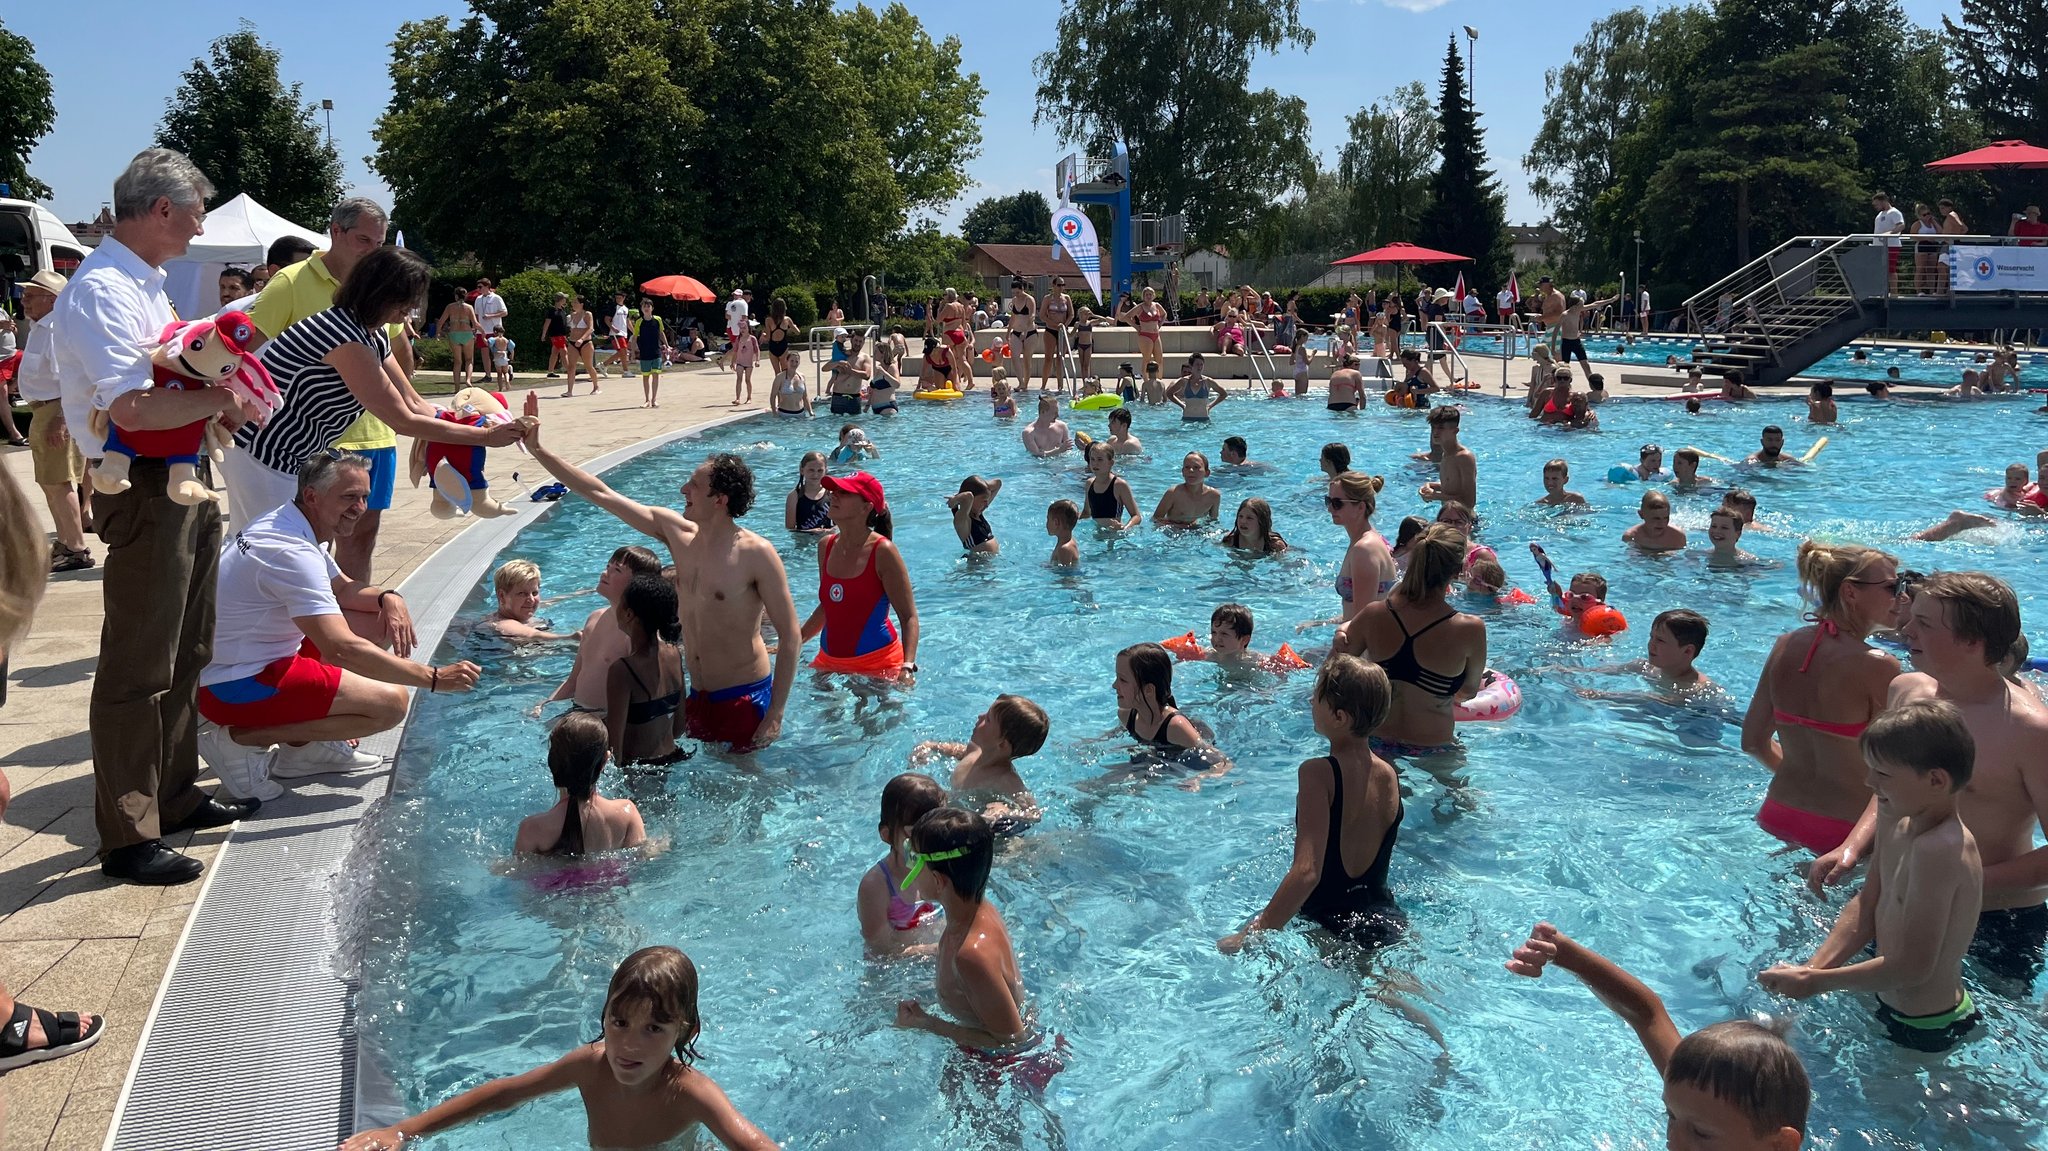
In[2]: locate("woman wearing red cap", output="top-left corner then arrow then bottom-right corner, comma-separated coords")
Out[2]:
800,472 -> 920,677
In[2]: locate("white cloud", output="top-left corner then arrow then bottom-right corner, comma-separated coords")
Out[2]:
1375,0 -> 1453,11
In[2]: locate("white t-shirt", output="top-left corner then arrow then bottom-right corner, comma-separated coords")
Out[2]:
475,291 -> 508,333
611,304 -> 630,338
1496,289 -> 1514,312
16,321 -> 61,402
1639,289 -> 1651,312
725,298 -> 749,333
203,502 -> 342,686
1462,295 -> 1482,317
1875,206 -> 1905,247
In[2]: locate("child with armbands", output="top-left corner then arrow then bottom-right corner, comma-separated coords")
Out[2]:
1568,608 -> 1717,702
1506,922 -> 1809,1151
1460,557 -> 1538,607
858,772 -> 948,954
911,695 -> 1047,835
1530,543 -> 1627,636
1160,603 -> 1311,672
339,947 -> 781,1151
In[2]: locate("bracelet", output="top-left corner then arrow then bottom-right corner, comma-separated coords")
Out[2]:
430,668 -> 439,693
378,590 -> 402,605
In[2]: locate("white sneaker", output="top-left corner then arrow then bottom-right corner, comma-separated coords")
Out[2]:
271,740 -> 382,778
199,724 -> 284,801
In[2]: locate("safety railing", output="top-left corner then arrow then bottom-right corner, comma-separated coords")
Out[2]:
809,323 -> 878,395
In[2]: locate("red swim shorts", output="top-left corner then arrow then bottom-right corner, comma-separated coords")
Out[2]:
549,336 -> 568,349
198,647 -> 342,730
684,675 -> 772,750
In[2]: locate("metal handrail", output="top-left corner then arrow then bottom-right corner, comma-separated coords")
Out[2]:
808,323 -> 877,395
1424,321 -> 1475,389
1684,233 -> 2048,334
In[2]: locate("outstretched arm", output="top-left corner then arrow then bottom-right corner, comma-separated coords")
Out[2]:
338,1047 -> 587,1150
521,393 -> 690,544
1506,922 -> 1681,1074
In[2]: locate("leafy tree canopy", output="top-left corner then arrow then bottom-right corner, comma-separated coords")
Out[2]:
961,190 -> 1052,246
155,23 -> 343,224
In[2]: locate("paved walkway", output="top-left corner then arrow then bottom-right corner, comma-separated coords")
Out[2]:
0,364 -> 749,1151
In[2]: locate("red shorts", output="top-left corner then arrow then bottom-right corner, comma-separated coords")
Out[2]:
1887,248 -> 1900,275
613,336 -> 629,352
684,675 -> 772,750
198,642 -> 342,729
945,328 -> 968,347
549,336 -> 567,349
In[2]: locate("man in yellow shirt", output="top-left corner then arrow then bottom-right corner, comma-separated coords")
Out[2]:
241,197 -> 403,580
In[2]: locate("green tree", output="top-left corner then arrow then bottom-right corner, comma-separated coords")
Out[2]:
1338,81 -> 1437,253
1944,0 -> 2048,207
154,23 -> 343,223
1415,39 -> 1511,289
836,3 -> 984,213
877,223 -> 972,290
960,190 -> 1053,245
1032,0 -> 1315,247
0,18 -> 55,201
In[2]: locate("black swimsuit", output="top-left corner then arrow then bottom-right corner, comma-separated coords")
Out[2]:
793,488 -> 830,531
1297,756 -> 1405,945
1125,706 -> 1184,747
1086,476 -> 1122,520
969,512 -> 995,547
1380,606 -> 1468,697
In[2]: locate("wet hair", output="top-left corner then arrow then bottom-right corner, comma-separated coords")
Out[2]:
1721,368 -> 1745,386
1315,654 -> 1391,737
910,806 -> 995,903
1762,424 -> 1784,437
1684,398 -> 1703,413
1321,442 -> 1351,472
1811,380 -> 1833,398
1674,448 -> 1700,468
704,453 -> 755,517
1183,450 -> 1210,473
334,246 -> 430,328
1863,699 -> 1975,788
1331,470 -> 1384,516
1085,439 -> 1114,466
1795,540 -> 1896,625
1426,405 -> 1460,427
1709,507 -> 1745,534
1222,435 -> 1247,459
989,694 -> 1050,757
620,572 -> 681,644
494,558 -> 541,599
1638,442 -> 1661,460
1543,457 -> 1569,476
1638,490 -> 1671,514
1212,602 -> 1254,640
880,771 -> 946,833
1654,608 -> 1709,653
794,450 -> 827,489
1573,571 -> 1609,599
1665,1021 -> 1809,1138
1118,641 -> 1178,711
1466,557 -> 1506,590
610,545 -> 662,576
1723,488 -> 1757,513
1048,498 -> 1079,531
1392,515 -> 1428,553
1399,523 -> 1467,601
602,946 -> 703,1063
546,712 -> 610,856
1108,407 -> 1132,430
1434,499 -> 1476,530
959,474 -> 991,499
1915,571 -> 2022,668
1224,497 -> 1285,552
1587,373 -> 1605,391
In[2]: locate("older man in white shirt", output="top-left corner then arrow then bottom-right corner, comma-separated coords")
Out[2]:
51,148 -> 258,886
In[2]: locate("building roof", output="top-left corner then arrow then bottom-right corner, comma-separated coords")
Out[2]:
966,243 -> 1083,278
1508,224 -> 1568,245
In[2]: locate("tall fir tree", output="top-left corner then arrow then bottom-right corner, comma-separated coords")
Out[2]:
1943,0 -> 2048,207
1414,38 -> 1510,290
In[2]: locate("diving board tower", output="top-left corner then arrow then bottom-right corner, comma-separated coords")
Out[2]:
1058,144 -> 1182,303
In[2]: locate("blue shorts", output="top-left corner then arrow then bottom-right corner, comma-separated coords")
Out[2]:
356,444 -> 398,511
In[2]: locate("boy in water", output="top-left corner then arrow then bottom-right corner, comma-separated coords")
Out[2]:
482,559 -> 579,641
912,695 -> 1048,834
1621,490 -> 1687,553
1631,443 -> 1665,480
1507,923 -> 1809,1151
1721,488 -> 1759,528
1021,395 -> 1072,457
1182,603 -> 1310,671
1704,508 -> 1758,569
829,424 -> 881,465
858,773 -> 948,955
1761,700 -> 1983,1054
1573,608 -> 1715,699
1218,435 -> 1263,470
894,808 -> 1041,1055
1534,458 -> 1585,507
540,546 -> 665,714
1142,360 -> 1167,405
1671,448 -> 1714,488
1046,499 -> 1080,566
1105,406 -> 1142,455
1417,405 -> 1476,507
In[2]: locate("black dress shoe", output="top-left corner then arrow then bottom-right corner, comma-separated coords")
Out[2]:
163,793 -> 262,835
101,841 -> 204,886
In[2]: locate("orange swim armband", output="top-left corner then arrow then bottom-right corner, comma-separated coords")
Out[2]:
1578,605 -> 1628,637
1159,631 -> 1208,661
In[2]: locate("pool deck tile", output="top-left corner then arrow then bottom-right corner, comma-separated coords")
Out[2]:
0,346 -> 1826,1151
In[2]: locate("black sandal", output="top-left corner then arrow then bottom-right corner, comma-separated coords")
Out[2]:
0,1001 -> 106,1072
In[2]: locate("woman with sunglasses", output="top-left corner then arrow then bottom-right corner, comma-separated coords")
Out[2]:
1740,541 -> 1902,856
1300,471 -> 1395,635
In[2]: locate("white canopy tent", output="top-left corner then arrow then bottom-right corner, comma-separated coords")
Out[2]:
163,193 -> 327,318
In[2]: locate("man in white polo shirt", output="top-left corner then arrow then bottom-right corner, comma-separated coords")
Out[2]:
196,450 -> 483,800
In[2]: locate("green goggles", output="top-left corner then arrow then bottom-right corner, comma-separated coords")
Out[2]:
898,846 -> 968,891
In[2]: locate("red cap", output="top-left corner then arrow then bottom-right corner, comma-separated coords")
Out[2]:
820,471 -> 886,512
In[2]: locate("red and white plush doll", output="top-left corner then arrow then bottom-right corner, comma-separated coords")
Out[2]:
89,310 -> 281,506
408,386 -> 516,519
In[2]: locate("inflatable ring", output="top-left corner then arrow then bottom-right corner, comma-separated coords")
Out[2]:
1578,605 -> 1629,637
1607,465 -> 1636,484
1072,393 -> 1124,410
1453,669 -> 1522,722
913,389 -> 964,401
1383,390 -> 1420,409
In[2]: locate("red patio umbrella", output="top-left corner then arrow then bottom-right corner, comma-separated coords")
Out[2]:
1925,140 -> 2048,171
1330,241 -> 1472,266
639,274 -> 717,301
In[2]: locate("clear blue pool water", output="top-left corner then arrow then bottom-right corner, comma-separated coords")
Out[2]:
1305,331 -> 2048,385
356,394 -> 2048,1149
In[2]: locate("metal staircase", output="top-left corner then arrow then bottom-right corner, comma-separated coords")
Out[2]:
1681,235 -> 2048,388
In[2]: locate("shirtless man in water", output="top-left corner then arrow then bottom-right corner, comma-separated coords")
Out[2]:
939,288 -> 973,390
1416,405 -> 1476,508
522,394 -> 801,750
1021,395 -> 1072,457
1810,572 -> 2048,986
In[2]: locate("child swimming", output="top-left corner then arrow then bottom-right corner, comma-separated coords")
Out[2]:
1535,458 -> 1585,506
1622,490 -> 1687,553
912,694 -> 1048,834
1046,499 -> 1080,566
514,712 -> 648,854
339,946 -> 780,1150
947,475 -> 1002,555
482,559 -> 578,642
858,772 -> 948,954
605,573 -> 690,766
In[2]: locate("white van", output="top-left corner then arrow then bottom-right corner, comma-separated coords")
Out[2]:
0,198 -> 90,286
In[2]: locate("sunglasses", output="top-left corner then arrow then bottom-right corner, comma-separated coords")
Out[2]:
1846,575 -> 1901,595
897,846 -> 968,890
1324,496 -> 1361,510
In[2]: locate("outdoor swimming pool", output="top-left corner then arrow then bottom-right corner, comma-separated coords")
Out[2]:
352,393 -> 2048,1149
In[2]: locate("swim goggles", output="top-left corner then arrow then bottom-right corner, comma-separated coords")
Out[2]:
898,847 -> 968,891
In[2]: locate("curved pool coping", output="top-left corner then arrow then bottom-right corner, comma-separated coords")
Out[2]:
103,410 -> 763,1151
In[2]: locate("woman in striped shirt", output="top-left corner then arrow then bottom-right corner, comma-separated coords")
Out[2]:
222,248 -> 533,530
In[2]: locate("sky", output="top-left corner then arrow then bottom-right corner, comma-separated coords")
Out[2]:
9,0 -> 1965,236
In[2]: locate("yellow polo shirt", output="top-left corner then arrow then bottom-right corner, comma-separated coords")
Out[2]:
250,252 -> 397,451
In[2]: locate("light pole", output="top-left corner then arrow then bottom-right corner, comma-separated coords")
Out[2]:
1632,229 -> 1643,329
1463,26 -> 1478,110
321,99 -> 334,149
